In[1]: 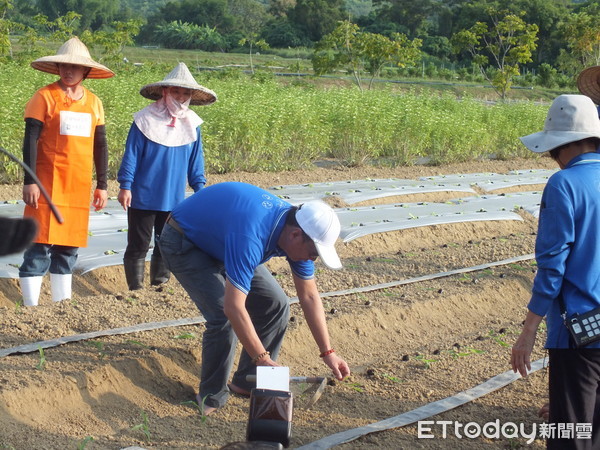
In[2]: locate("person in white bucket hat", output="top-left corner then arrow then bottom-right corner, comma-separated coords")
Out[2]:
158,182 -> 350,416
511,95 -> 600,449
117,63 -> 216,290
19,37 -> 113,307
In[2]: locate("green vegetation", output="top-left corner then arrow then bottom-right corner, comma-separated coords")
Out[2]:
0,60 -> 552,183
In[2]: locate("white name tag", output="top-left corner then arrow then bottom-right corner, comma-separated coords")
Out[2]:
60,111 -> 92,137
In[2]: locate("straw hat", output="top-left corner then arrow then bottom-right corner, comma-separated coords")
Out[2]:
139,63 -> 217,106
519,94 -> 600,153
31,36 -> 114,79
577,66 -> 600,105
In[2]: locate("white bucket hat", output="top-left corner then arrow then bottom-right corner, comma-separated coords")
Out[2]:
577,66 -> 600,105
519,94 -> 600,153
296,201 -> 342,270
31,36 -> 114,79
139,62 -> 217,106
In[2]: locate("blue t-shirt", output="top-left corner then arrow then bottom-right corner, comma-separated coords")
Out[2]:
117,123 -> 206,211
528,152 -> 600,348
172,182 -> 315,294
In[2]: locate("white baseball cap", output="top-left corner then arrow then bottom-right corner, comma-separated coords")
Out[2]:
296,201 -> 342,270
519,94 -> 600,153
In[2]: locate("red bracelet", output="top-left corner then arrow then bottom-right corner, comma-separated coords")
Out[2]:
319,348 -> 335,358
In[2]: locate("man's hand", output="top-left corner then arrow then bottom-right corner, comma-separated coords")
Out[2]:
118,189 -> 131,211
323,353 -> 350,380
92,189 -> 108,212
23,184 -> 40,209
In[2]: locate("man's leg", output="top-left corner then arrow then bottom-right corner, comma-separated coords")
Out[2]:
159,224 -> 236,409
548,349 -> 600,450
231,264 -> 290,392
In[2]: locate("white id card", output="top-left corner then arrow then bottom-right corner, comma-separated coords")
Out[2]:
60,111 -> 92,137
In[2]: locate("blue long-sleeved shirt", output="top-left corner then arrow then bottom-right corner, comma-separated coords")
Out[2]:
117,123 -> 206,211
528,152 -> 600,348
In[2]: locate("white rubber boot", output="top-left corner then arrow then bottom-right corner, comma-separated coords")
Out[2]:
50,273 -> 72,302
20,276 -> 43,307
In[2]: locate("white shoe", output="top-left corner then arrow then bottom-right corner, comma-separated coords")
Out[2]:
20,276 -> 43,307
50,273 -> 72,302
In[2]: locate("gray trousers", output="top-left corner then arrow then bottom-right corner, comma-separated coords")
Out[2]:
159,223 -> 290,408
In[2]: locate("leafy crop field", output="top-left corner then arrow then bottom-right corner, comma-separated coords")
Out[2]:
0,61 -> 548,183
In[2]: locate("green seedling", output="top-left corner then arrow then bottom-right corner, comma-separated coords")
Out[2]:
414,355 -> 438,369
181,395 -> 209,423
103,250 -> 117,255
36,346 -> 46,371
124,296 -> 137,305
86,341 -> 106,359
488,330 -> 509,347
342,381 -> 364,392
448,347 -> 486,359
382,373 -> 403,383
131,411 -> 151,440
373,257 -> 395,263
126,340 -> 149,348
173,333 -> 197,340
0,444 -> 16,449
14,299 -> 22,314
408,213 -> 419,220
77,436 -> 94,450
509,263 -> 527,271
118,228 -> 128,232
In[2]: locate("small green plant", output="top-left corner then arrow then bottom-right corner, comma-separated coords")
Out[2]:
181,395 -> 209,423
77,436 -> 94,450
382,373 -> 403,383
86,340 -> 107,359
14,299 -> 23,314
448,347 -> 486,359
414,354 -> 438,369
126,340 -> 149,348
131,411 -> 151,440
488,330 -> 509,347
173,333 -> 197,340
342,381 -> 365,392
36,346 -> 47,370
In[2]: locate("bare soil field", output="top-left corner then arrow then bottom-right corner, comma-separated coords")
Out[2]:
0,157 -> 557,449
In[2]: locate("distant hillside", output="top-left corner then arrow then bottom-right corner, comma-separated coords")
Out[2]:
120,0 -> 372,19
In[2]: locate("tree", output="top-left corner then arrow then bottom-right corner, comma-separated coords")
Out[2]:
451,9 -> 538,100
557,11 -> 600,75
288,0 -> 346,42
313,20 -> 421,91
36,0 -> 119,31
83,19 -> 143,67
0,0 -> 24,57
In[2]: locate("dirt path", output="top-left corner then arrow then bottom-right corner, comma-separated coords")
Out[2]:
0,158 -> 556,449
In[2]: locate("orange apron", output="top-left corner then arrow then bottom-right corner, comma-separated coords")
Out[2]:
24,83 -> 98,248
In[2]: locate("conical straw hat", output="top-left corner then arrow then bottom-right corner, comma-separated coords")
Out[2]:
31,36 -> 114,79
577,66 -> 600,105
139,62 -> 217,106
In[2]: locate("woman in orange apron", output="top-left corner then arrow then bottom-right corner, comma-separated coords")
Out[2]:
19,37 -> 114,306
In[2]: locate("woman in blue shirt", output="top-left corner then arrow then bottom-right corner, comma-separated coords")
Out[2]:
512,95 -> 600,449
117,63 -> 216,290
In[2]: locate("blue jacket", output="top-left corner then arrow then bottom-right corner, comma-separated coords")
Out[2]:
117,123 -> 206,211
528,152 -> 600,348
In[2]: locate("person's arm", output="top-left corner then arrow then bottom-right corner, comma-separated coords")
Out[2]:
92,124 -> 108,211
117,124 -> 140,210
293,274 -> 350,380
187,127 -> 206,192
223,280 -> 278,366
22,118 -> 43,208
511,310 -> 544,377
